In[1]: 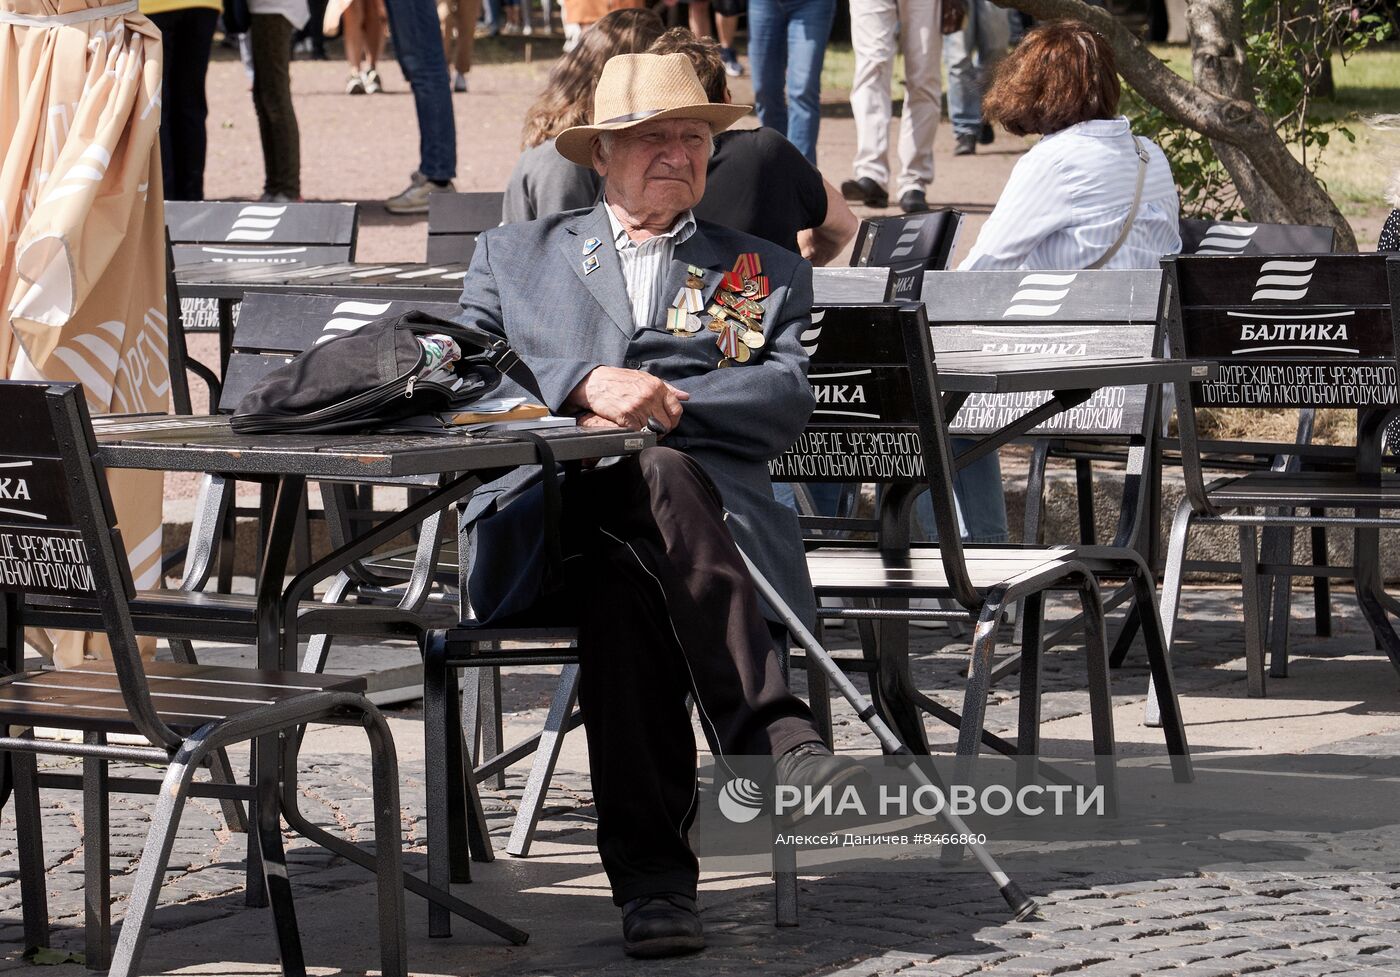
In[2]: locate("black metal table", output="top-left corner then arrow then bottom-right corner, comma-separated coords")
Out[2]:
935,352 -> 1217,470
92,416 -> 653,945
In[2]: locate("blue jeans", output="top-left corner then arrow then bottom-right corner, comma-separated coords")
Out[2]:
942,0 -> 1009,137
773,481 -> 849,516
747,0 -> 836,164
914,441 -> 1010,544
384,0 -> 457,182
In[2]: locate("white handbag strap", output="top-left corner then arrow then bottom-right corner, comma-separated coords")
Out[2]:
1089,135 -> 1150,270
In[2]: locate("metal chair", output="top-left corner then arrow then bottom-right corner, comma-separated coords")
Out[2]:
768,303 -> 1193,791
0,380 -> 406,977
427,192 -> 505,265
1148,251 -> 1400,718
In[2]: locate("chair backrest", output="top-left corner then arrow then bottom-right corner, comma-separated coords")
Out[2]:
850,210 -> 965,300
919,268 -> 1164,442
0,381 -> 179,746
1179,218 -> 1336,256
770,303 -> 981,607
1162,252 -> 1400,510
812,266 -> 897,304
166,201 -> 360,332
426,192 -> 505,264
218,292 -> 463,412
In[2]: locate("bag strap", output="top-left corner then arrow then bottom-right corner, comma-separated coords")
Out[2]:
1088,135 -> 1150,270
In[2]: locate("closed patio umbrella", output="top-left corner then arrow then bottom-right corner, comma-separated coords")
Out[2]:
2,0 -> 168,665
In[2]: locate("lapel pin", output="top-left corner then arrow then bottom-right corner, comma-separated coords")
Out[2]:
583,254 -> 600,275
582,236 -> 602,256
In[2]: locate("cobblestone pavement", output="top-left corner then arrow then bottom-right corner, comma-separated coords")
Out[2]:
2,587 -> 1399,975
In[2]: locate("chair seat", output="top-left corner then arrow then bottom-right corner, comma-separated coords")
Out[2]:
1208,471 -> 1400,508
0,660 -> 365,735
24,588 -> 447,642
807,547 -> 1071,595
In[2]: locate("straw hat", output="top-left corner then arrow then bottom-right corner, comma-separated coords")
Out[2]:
555,53 -> 752,167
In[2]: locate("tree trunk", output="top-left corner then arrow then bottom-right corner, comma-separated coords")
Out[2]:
992,0 -> 1358,251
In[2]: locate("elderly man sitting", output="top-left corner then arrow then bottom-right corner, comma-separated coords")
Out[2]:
456,53 -> 849,957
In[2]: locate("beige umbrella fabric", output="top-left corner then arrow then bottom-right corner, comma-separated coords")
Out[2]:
1,0 -> 168,665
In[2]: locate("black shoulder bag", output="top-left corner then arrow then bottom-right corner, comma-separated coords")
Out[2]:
231,309 -> 532,435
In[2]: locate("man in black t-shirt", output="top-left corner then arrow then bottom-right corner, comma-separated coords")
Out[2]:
652,28 -> 857,264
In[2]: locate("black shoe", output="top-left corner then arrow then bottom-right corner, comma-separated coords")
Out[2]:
622,894 -> 705,959
979,121 -> 995,145
899,189 -> 929,214
839,176 -> 889,208
774,743 -> 870,823
953,132 -> 977,156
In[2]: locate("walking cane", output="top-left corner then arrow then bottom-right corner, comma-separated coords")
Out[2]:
732,540 -> 1040,921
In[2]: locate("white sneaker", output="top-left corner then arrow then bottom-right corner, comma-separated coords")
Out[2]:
384,172 -> 454,214
452,71 -> 468,93
346,70 -> 366,95
363,66 -> 383,94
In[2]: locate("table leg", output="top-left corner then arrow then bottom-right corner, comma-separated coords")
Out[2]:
217,299 -> 236,377
246,475 -> 307,907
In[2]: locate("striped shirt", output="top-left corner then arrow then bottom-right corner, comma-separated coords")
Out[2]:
605,203 -> 697,334
960,118 -> 1181,272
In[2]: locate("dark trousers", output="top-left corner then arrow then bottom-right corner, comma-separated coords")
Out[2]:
250,14 -> 300,198
520,447 -> 822,904
150,8 -> 218,201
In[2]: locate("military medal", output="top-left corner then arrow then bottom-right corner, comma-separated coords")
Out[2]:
582,236 -> 603,256
733,252 -> 762,280
740,328 -> 765,349
666,307 -> 690,334
717,323 -> 741,360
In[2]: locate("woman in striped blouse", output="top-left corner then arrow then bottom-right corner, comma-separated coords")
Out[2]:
959,22 -> 1181,271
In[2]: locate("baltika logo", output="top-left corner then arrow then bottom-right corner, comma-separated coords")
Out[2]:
1002,273 -> 1077,317
718,778 -> 765,823
0,460 -> 42,522
1194,223 -> 1258,255
316,300 -> 394,345
1251,258 -> 1315,302
800,309 -> 825,357
225,204 -> 288,242
887,216 -> 928,260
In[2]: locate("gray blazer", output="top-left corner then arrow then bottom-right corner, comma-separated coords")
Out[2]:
456,201 -> 818,627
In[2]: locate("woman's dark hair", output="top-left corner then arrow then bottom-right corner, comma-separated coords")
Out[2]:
982,21 -> 1121,137
520,8 -> 666,149
648,27 -> 728,104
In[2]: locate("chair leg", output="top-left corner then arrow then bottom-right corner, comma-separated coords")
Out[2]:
84,735 -> 112,971
424,634 -> 461,938
772,838 -> 798,927
1145,500 -> 1196,728
1107,603 -> 1141,669
1260,523 -> 1294,678
1239,524 -> 1268,698
1129,563 -> 1193,783
107,739 -> 204,977
482,667 -> 505,790
1310,518 -> 1331,637
507,664 -> 580,857
1074,574 -> 1118,815
169,639 -> 248,835
1016,593 -> 1044,793
11,749 -> 50,954
1075,458 -> 1097,545
360,707 -> 409,977
805,627 -> 835,749
256,737 -> 306,977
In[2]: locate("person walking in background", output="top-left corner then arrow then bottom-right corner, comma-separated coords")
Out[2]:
842,0 -> 961,214
249,0 -> 307,201
943,0 -> 1007,155
142,0 -> 220,200
383,0 -> 459,212
677,0 -> 743,76
746,0 -> 835,164
438,0 -> 480,91
502,8 -> 665,222
326,0 -> 387,94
